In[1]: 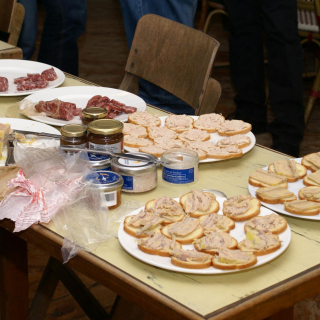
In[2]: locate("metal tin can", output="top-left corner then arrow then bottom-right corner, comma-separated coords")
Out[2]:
88,152 -> 111,171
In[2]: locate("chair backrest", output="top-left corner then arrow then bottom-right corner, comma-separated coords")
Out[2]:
119,14 -> 221,115
0,0 -> 25,46
297,0 -> 320,33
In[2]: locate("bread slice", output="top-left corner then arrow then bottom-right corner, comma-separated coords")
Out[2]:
161,217 -> 204,244
193,113 -> 225,133
147,126 -> 178,141
237,226 -> 281,256
194,231 -> 238,254
303,170 -> 320,186
152,137 -> 183,149
216,134 -> 251,149
268,160 -> 307,182
128,111 -> 161,127
248,169 -> 288,188
124,135 -> 153,148
181,142 -> 207,160
255,186 -> 297,204
199,213 -> 235,233
223,195 -> 261,222
284,200 -> 320,216
137,232 -> 182,257
178,129 -> 210,143
123,123 -> 148,138
170,248 -> 212,269
138,145 -> 167,158
145,197 -> 185,225
180,190 -> 219,218
205,145 -> 242,160
212,249 -> 257,270
299,186 -> 320,202
124,214 -> 163,238
301,152 -> 320,172
244,214 -> 287,235
164,115 -> 194,133
217,120 -> 252,136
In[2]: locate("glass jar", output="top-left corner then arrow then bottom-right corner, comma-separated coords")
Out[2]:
87,170 -> 123,209
111,152 -> 158,193
82,107 -> 108,126
88,119 -> 124,153
60,124 -> 87,147
88,152 -> 111,171
161,148 -> 199,184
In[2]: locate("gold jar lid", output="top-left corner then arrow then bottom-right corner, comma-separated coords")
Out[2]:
88,119 -> 123,135
61,124 -> 87,137
82,107 -> 108,119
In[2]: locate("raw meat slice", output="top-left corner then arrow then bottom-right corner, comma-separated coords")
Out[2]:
0,77 -> 9,92
35,99 -> 76,120
41,68 -> 58,81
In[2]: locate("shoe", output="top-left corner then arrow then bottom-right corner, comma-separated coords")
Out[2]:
272,143 -> 300,158
225,112 -> 268,135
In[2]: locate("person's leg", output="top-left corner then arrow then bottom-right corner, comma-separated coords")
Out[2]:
261,0 -> 304,155
119,0 -> 197,114
38,0 -> 87,76
224,0 -> 267,131
17,0 -> 38,60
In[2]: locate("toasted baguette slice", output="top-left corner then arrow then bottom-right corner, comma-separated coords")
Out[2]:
199,213 -> 235,233
128,111 -> 161,127
299,186 -> 320,202
124,215 -> 163,238
268,160 -> 307,182
124,135 -> 153,148
194,231 -> 238,254
303,170 -> 320,186
145,197 -> 185,225
301,152 -> 320,172
123,123 -> 148,138
217,134 -> 251,149
205,145 -> 242,159
255,186 -> 296,204
139,145 -> 167,158
170,248 -> 212,269
161,218 -> 204,244
193,113 -> 225,133
237,226 -> 281,256
182,142 -> 208,160
147,126 -> 178,141
284,200 -> 320,216
244,214 -> 287,235
164,115 -> 194,133
137,232 -> 182,257
217,120 -> 252,136
178,129 -> 210,143
152,137 -> 183,149
180,190 -> 219,218
212,249 -> 257,270
223,195 -> 261,222
249,169 -> 288,188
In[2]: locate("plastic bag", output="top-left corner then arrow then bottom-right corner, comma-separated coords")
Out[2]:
0,139 -> 112,262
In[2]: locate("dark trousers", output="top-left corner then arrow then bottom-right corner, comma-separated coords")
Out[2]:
223,0 -> 305,148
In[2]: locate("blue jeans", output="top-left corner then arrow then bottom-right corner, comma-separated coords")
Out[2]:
119,0 -> 197,114
18,0 -> 87,76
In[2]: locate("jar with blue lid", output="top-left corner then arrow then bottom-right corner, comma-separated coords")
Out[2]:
88,152 -> 111,171
87,170 -> 123,209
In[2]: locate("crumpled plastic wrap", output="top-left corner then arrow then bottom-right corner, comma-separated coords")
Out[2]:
0,139 -> 113,263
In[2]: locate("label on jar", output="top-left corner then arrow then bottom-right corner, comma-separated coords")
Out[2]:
88,153 -> 111,162
87,171 -> 120,184
103,190 -> 117,207
162,167 -> 195,184
121,175 -> 133,190
89,141 -> 123,153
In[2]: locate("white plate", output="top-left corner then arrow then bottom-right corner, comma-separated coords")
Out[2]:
248,158 -> 320,221
0,118 -> 60,166
124,116 -> 256,163
23,86 -> 147,126
0,60 -> 65,96
118,196 -> 291,274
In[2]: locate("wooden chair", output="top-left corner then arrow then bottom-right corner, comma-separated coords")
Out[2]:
297,0 -> 320,122
0,0 -> 25,46
119,14 -> 221,115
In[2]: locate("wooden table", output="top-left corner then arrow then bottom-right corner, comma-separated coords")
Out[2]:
0,40 -> 22,59
1,74 -> 320,320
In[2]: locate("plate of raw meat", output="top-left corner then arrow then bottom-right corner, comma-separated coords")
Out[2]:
0,60 -> 65,96
21,86 -> 147,126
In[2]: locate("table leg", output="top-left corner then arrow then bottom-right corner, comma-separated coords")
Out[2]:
0,226 -> 29,320
265,306 -> 294,320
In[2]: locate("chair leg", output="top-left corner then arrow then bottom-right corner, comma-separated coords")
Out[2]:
305,68 -> 320,123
